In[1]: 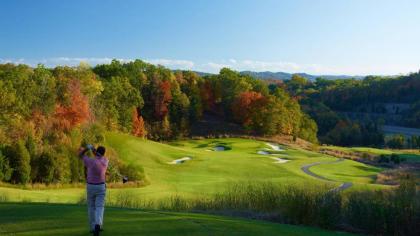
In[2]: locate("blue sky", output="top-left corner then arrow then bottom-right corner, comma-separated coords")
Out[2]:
1,0 -> 419,75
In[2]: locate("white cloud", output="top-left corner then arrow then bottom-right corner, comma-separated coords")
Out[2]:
144,59 -> 194,70
0,57 -> 418,75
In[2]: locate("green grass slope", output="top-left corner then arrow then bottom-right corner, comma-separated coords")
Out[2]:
0,203 -> 356,236
0,132 -> 387,203
322,145 -> 420,162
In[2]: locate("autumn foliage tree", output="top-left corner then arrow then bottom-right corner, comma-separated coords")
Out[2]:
54,79 -> 90,132
154,80 -> 172,120
131,108 -> 147,138
232,91 -> 266,130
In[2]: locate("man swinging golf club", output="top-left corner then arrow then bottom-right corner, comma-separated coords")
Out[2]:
79,144 -> 109,236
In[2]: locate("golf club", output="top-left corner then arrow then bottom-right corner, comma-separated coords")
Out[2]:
86,144 -> 128,184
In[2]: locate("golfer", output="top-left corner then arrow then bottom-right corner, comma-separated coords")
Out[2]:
79,144 -> 109,236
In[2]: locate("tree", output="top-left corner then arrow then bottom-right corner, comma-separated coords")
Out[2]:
54,80 -> 90,132
131,108 -> 147,138
298,114 -> 318,143
0,150 -> 12,182
232,91 -> 265,130
154,80 -> 172,120
33,151 -> 56,183
387,134 -> 405,149
6,140 -> 31,184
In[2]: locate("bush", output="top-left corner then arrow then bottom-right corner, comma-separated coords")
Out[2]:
390,153 -> 401,164
120,164 -> 144,182
378,154 -> 390,163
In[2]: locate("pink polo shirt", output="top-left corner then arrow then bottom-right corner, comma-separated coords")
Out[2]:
83,155 -> 109,184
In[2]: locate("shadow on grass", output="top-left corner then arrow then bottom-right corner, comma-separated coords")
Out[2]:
354,165 -> 382,172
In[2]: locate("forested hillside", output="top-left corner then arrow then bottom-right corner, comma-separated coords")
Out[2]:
276,73 -> 420,147
0,60 -> 316,184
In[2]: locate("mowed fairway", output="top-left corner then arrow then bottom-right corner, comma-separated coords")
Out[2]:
0,203 -> 356,236
0,132 -> 387,203
322,145 -> 420,163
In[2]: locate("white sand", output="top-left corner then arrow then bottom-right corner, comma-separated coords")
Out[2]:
266,143 -> 284,151
168,157 -> 192,164
213,146 -> 225,151
270,157 -> 290,164
257,150 -> 270,155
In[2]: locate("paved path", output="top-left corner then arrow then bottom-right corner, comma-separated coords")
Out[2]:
301,158 -> 353,192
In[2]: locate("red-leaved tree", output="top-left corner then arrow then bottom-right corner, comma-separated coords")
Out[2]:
154,80 -> 172,120
232,91 -> 265,126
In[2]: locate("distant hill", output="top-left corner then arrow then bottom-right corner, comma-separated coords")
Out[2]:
187,70 -> 365,81
239,71 -> 365,81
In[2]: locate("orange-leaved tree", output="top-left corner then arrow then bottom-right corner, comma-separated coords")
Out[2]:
54,79 -> 90,132
131,108 -> 147,138
232,91 -> 265,127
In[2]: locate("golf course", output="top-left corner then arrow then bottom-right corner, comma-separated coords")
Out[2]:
1,132 -> 383,235
2,1 -> 420,235
0,132 -> 387,204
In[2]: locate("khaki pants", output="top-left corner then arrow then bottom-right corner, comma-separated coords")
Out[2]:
86,184 -> 106,230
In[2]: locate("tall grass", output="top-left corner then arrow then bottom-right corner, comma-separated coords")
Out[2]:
5,179 -> 417,235
0,191 -> 10,202
104,180 -> 418,235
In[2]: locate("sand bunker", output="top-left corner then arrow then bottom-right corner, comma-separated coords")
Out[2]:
168,157 -> 192,164
213,146 -> 226,151
271,157 -> 290,164
257,150 -> 270,155
266,143 -> 284,151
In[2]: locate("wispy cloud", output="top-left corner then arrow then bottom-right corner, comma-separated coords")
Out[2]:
0,57 -> 418,75
0,57 -> 196,71
145,59 -> 194,70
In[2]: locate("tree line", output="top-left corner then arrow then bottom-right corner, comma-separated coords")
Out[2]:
276,72 -> 420,147
0,60 -> 317,184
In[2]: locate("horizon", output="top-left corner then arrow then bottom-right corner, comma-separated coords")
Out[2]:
0,58 -> 413,77
1,0 -> 420,75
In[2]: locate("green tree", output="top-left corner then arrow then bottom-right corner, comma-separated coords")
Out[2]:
0,150 -> 13,182
387,134 -> 405,149
6,140 -> 31,184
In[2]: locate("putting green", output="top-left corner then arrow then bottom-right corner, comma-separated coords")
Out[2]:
0,202 -> 357,236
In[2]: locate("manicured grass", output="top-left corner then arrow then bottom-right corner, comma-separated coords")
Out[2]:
0,202 -> 357,236
0,132 -> 387,203
309,159 -> 382,184
322,145 -> 420,162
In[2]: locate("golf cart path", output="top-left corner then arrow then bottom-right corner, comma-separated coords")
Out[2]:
301,158 -> 353,192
